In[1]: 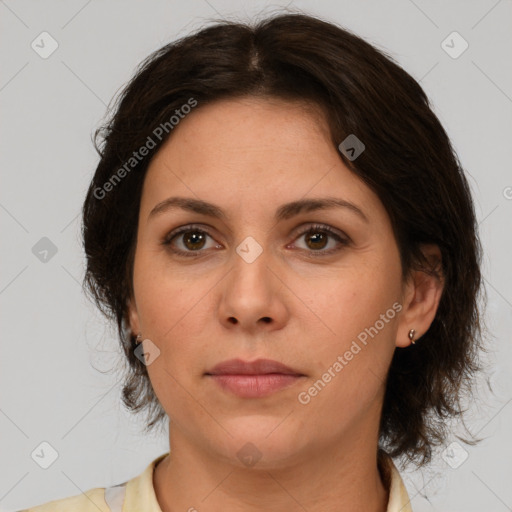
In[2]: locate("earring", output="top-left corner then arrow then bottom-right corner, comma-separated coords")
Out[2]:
135,333 -> 143,344
408,329 -> 416,345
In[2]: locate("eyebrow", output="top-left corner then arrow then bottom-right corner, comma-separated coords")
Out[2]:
148,196 -> 369,224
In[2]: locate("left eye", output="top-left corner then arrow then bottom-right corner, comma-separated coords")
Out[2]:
292,225 -> 349,254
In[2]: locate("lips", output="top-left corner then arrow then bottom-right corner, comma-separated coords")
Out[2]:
205,358 -> 305,398
205,358 -> 303,376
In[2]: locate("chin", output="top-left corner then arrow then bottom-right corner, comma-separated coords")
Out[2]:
209,419 -> 309,470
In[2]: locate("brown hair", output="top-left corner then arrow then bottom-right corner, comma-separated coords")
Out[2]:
82,12 -> 485,466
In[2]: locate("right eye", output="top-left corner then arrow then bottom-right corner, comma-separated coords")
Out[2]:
162,225 -> 223,257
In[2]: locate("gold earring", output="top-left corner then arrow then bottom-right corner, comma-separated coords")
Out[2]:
135,333 -> 143,344
408,329 -> 416,345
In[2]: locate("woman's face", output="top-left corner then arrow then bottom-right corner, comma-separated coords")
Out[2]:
128,96 -> 412,467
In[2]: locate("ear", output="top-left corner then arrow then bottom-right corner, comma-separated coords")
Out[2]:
396,244 -> 444,348
127,296 -> 141,337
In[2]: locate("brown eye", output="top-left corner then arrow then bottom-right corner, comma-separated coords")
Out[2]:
292,224 -> 350,255
182,231 -> 207,250
305,231 -> 329,250
162,225 -> 221,257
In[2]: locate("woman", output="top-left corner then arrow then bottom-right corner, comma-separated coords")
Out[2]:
22,11 -> 483,512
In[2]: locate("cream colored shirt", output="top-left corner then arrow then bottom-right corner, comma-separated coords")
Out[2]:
20,452 -> 413,511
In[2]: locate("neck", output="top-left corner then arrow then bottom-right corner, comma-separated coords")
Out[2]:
154,426 -> 389,512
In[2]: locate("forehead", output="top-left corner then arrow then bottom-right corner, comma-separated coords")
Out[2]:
152,96 -> 332,163
140,96 -> 385,226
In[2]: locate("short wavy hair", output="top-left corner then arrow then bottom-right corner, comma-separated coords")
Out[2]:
82,12 -> 485,467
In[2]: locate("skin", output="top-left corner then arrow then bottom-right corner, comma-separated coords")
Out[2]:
128,96 -> 444,512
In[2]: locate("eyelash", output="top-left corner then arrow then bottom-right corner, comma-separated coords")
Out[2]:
161,223 -> 350,258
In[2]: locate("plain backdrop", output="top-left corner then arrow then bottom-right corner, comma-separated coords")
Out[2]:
1,1 -> 511,511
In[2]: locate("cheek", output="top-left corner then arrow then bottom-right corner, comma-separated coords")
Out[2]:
314,269 -> 399,337
304,266 -> 401,390
133,259 -> 226,399
133,250 -> 215,339
296,279 -> 399,429
136,270 -> 215,417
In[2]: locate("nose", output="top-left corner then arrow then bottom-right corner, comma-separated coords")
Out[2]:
217,246 -> 290,335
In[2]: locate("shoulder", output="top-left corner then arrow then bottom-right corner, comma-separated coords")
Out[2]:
18,453 -> 168,512
18,485 -> 118,512
379,451 -> 414,512
18,482 -> 129,512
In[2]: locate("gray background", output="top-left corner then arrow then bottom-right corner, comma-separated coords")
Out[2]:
1,1 -> 511,510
